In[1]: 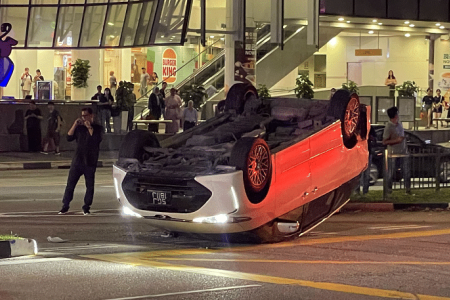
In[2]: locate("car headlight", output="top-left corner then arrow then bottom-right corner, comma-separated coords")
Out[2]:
122,206 -> 142,218
193,214 -> 229,224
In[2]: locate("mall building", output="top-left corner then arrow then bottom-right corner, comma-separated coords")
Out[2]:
1,0 -> 450,106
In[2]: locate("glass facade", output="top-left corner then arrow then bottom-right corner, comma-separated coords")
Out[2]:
0,0 -> 192,48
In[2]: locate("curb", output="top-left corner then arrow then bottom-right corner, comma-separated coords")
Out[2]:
0,159 -> 116,171
344,202 -> 450,212
0,239 -> 38,258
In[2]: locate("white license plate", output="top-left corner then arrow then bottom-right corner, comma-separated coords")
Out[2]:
149,191 -> 171,205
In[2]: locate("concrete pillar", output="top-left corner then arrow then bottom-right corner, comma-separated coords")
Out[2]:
71,49 -> 102,100
224,0 -> 237,94
121,48 -> 132,83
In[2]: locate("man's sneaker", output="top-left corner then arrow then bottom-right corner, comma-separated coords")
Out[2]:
58,207 -> 69,214
40,151 -> 48,155
55,152 -> 61,156
83,210 -> 90,215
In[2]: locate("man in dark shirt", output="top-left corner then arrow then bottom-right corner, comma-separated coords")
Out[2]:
92,85 -> 112,133
59,107 -> 103,215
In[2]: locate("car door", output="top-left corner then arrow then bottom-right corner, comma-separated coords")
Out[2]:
271,137 -> 312,217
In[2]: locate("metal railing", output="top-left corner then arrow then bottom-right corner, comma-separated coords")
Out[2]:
382,147 -> 450,199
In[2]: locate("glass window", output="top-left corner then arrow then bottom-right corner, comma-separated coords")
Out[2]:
27,6 -> 58,47
59,0 -> 86,3
87,0 -> 109,3
79,5 -> 107,47
31,0 -> 59,4
0,0 -> 29,4
152,0 -> 190,44
55,6 -> 84,47
103,4 -> 127,47
0,6 -> 29,47
134,0 -> 156,45
121,2 -> 143,46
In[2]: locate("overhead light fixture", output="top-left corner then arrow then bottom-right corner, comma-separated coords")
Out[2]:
283,25 -> 287,28
404,21 -> 410,24
210,35 -> 214,38
440,25 -> 445,29
409,24 -> 415,27
436,23 -> 441,26
405,33 -> 411,37
220,37 -> 224,41
107,22 -> 114,26
372,19 -> 377,23
378,23 -> 383,25
109,35 -> 114,38
368,30 -> 374,34
346,21 -> 351,23
338,17 -> 344,21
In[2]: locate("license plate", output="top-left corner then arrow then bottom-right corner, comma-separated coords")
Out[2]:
148,191 -> 171,206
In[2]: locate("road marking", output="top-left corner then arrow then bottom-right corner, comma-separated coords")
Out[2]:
104,285 -> 261,300
0,257 -> 71,266
84,256 -> 450,300
369,225 -> 432,230
0,198 -> 61,202
0,209 -> 120,218
0,180 -> 113,188
154,258 -> 450,265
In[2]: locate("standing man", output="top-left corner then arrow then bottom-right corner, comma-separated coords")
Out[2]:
59,107 -> 103,215
139,67 -> 150,97
25,100 -> 43,152
41,101 -> 62,155
91,85 -> 111,133
20,67 -> 32,98
160,81 -> 167,118
382,106 -> 411,195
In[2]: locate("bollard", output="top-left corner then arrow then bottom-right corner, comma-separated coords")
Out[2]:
383,148 -> 389,201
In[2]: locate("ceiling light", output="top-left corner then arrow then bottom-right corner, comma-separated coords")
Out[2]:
436,23 -> 441,26
283,25 -> 287,28
107,22 -> 114,26
372,19 -> 377,23
405,33 -> 411,37
409,24 -> 415,27
440,25 -> 445,29
378,23 -> 383,25
109,35 -> 114,38
210,35 -> 214,38
368,30 -> 374,34
338,17 -> 344,21
346,21 -> 351,23
220,37 -> 224,41
404,21 -> 410,24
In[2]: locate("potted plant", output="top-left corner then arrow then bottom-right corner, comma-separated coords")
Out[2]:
294,75 -> 314,99
396,81 -> 419,97
70,59 -> 90,88
257,84 -> 271,100
342,80 -> 359,95
179,84 -> 208,110
114,81 -> 136,133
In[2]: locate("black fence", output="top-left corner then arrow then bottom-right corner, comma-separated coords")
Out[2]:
383,147 -> 450,199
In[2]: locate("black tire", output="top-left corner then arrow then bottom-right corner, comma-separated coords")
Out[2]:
230,137 -> 272,204
224,83 -> 258,115
118,130 -> 160,162
328,90 -> 360,149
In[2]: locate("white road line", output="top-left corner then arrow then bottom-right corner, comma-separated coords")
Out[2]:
0,199 -> 61,202
40,244 -> 134,251
104,285 -> 262,300
0,257 -> 71,266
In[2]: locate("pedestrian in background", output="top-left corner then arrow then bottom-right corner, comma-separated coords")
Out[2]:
41,101 -> 62,155
356,125 -> 376,195
91,85 -> 111,133
147,87 -> 162,132
25,100 -> 43,152
139,67 -> 150,97
422,88 -> 434,129
20,67 -> 32,99
164,88 -> 182,134
59,107 -> 103,215
383,106 -> 411,195
182,100 -> 198,131
148,72 -> 158,91
109,71 -> 117,97
160,81 -> 167,118
32,69 -> 44,99
385,70 -> 397,97
433,89 -> 444,128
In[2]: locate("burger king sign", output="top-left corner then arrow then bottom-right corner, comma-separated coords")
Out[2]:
162,48 -> 177,84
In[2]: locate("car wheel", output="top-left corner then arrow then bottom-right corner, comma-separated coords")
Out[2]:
230,137 -> 272,204
369,163 -> 379,186
224,83 -> 258,115
439,161 -> 450,183
328,90 -> 360,149
118,130 -> 160,163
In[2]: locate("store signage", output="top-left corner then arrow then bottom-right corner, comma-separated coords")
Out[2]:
162,48 -> 177,84
0,23 -> 17,87
355,49 -> 382,56
234,28 -> 257,87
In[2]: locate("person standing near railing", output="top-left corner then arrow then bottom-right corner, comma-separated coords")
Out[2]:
422,88 -> 434,129
139,68 -> 150,97
164,88 -> 182,134
382,106 -> 411,195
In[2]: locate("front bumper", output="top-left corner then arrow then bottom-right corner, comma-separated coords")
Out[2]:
113,165 -> 272,234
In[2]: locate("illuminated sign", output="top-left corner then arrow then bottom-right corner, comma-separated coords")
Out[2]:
355,49 -> 382,56
0,23 -> 17,87
162,48 -> 177,84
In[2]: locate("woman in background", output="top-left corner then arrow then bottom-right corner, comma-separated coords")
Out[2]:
164,88 -> 182,134
385,70 -> 397,97
433,89 -> 445,128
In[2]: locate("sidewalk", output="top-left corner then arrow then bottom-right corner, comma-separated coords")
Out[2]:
0,151 -> 118,170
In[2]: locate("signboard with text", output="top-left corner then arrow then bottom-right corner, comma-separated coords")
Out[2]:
162,48 -> 177,84
36,81 -> 52,100
234,28 -> 256,87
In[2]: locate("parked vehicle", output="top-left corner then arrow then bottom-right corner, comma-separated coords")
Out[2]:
370,128 -> 450,184
113,84 -> 370,243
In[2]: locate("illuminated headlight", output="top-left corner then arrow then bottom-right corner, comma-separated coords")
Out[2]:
193,214 -> 229,224
122,206 -> 142,218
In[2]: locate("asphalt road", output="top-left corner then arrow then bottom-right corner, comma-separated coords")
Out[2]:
1,168 -> 450,300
